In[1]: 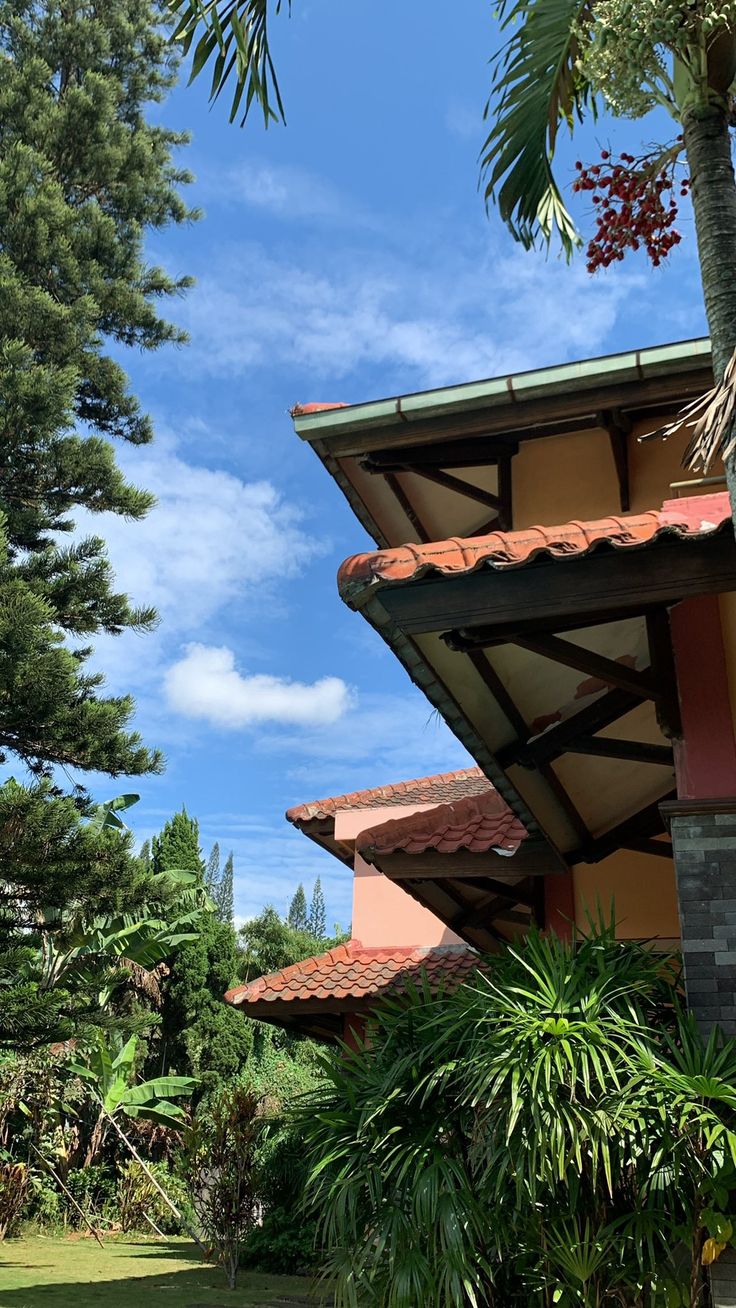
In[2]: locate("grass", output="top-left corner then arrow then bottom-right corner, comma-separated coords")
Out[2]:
0,1236 -> 328,1308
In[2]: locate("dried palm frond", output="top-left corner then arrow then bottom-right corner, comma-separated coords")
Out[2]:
120,958 -> 168,1007
639,347 -> 736,473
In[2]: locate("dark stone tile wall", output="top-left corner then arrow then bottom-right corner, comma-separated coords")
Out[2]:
670,807 -> 736,1035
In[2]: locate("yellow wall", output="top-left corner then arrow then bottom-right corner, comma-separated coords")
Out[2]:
511,415 -> 714,530
572,849 -> 680,942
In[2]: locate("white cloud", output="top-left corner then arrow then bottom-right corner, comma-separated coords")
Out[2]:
210,159 -> 369,226
77,431 -> 327,701
87,434 -> 321,631
164,642 -> 353,728
261,688 -> 473,794
173,239 -> 643,390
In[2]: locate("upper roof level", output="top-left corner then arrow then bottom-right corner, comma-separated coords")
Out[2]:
291,337 -> 715,549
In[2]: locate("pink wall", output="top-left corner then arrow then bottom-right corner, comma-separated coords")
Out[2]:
334,806 -> 465,947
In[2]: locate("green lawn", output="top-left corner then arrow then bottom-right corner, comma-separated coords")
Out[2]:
0,1237 -> 329,1308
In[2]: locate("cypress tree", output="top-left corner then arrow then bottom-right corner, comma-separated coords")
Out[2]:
206,841 -> 221,894
0,0 -> 195,1047
154,812 -> 250,1091
308,878 -> 326,941
287,884 -> 308,932
214,851 -> 234,926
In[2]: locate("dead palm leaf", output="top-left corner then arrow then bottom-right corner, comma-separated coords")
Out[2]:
639,347 -> 736,473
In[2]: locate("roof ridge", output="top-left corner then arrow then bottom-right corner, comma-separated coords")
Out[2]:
286,766 -> 491,826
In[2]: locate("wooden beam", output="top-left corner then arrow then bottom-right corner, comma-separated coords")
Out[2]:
407,465 -> 501,511
599,409 -> 632,512
497,454 -> 513,532
377,532 -> 736,637
360,437 -> 517,472
565,736 -> 674,766
466,648 -> 590,847
375,841 -> 565,879
498,688 -> 640,769
452,875 -> 537,907
385,472 -> 431,543
645,609 -> 682,738
619,836 -> 673,858
573,791 -> 675,863
444,607 -> 658,649
509,632 -> 656,700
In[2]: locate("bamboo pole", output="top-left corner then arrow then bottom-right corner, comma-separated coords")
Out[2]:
30,1144 -> 105,1249
101,1105 -> 208,1256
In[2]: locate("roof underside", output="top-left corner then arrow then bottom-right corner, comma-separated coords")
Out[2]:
292,338 -> 713,554
338,494 -> 736,865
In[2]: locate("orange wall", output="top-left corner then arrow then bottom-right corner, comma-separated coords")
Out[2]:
572,849 -> 679,943
334,806 -> 465,947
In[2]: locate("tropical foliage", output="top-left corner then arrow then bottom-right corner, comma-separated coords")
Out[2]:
302,922 -> 736,1308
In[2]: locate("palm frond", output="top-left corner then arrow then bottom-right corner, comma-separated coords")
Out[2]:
169,0 -> 289,127
639,347 -> 736,472
481,0 -> 595,255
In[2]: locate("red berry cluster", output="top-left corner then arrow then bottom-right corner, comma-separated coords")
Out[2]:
573,150 -> 688,271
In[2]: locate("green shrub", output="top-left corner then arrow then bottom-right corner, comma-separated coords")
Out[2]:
117,1160 -> 191,1235
241,1206 -> 320,1274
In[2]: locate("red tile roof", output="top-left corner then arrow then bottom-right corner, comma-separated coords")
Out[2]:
358,789 -> 527,858
290,402 -> 348,417
286,766 -> 492,826
226,940 -> 481,1008
337,493 -> 731,597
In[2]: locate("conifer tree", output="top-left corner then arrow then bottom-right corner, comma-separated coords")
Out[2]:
154,811 -> 250,1091
214,851 -> 234,926
206,841 -> 221,894
308,878 -> 326,941
0,0 -> 194,1047
287,884 -> 308,932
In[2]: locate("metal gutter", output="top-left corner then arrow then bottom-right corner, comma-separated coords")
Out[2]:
293,337 -> 711,442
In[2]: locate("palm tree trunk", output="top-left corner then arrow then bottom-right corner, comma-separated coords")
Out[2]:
683,104 -> 736,506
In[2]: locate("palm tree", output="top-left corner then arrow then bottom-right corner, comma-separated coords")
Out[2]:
171,0 -> 736,486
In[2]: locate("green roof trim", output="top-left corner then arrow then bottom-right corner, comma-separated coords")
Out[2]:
293,337 -> 711,441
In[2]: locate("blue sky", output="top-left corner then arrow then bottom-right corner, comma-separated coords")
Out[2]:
89,0 -> 708,931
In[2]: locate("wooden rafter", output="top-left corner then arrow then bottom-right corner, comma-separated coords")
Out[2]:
406,465 -> 502,511
384,472 -> 431,543
573,791 -> 675,864
509,632 -> 655,700
565,736 -> 674,766
599,408 -> 632,512
466,649 -> 591,846
497,687 -> 641,769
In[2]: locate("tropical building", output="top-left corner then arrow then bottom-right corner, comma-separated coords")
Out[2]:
226,768 -> 518,1042
285,336 -> 736,1036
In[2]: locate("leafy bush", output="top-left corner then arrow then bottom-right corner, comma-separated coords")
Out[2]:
241,1205 -> 320,1273
302,921 -> 736,1308
117,1160 -> 190,1234
186,1086 -> 262,1289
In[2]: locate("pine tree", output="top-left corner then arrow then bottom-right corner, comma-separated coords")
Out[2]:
0,0 -> 194,1047
308,878 -> 326,941
139,840 -> 152,870
287,884 -> 308,932
206,842 -> 221,894
214,851 -> 234,926
154,812 -> 250,1092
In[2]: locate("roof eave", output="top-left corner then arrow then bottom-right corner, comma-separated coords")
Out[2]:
293,338 -> 712,445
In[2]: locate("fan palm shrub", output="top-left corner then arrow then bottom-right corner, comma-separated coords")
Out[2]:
301,920 -> 736,1308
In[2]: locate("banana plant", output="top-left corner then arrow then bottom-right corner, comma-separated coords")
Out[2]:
67,1031 -> 198,1165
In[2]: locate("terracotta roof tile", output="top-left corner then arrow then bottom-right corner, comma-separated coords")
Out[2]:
290,402 -> 348,417
337,492 -> 732,598
225,940 -> 481,1008
286,766 -> 492,826
357,790 -> 527,858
